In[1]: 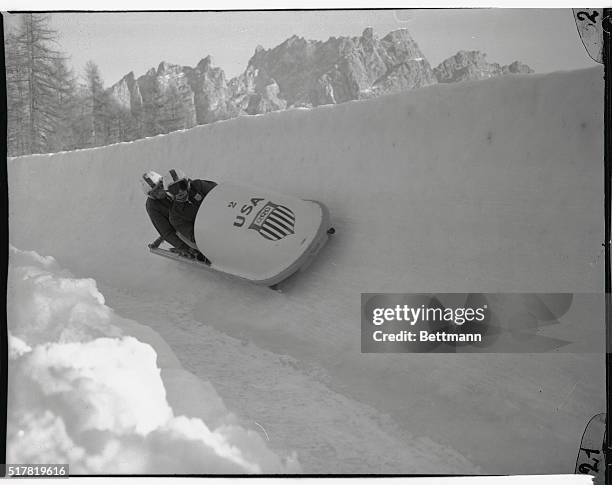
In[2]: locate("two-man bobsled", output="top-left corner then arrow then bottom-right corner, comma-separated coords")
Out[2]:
150,182 -> 334,287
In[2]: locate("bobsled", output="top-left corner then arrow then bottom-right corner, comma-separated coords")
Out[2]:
150,182 -> 334,286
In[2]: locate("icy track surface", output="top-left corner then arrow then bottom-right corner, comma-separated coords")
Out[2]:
8,67 -> 606,474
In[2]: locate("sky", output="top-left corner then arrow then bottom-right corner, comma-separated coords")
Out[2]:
3,9 -> 599,92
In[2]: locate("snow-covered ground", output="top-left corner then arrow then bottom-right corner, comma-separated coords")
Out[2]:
7,66 -> 606,475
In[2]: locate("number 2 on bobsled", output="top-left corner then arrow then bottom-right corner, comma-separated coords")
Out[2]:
150,182 -> 334,286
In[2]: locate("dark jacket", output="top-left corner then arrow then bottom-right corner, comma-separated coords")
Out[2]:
146,195 -> 190,250
169,179 -> 217,243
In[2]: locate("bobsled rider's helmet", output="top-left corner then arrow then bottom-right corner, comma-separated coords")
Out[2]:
164,169 -> 190,202
140,171 -> 165,199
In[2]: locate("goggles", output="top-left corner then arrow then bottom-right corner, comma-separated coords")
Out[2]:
168,179 -> 188,196
148,180 -> 165,194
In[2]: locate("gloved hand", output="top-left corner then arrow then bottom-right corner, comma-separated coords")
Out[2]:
148,236 -> 164,249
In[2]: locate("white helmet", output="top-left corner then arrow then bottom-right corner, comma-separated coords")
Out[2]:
163,168 -> 189,191
140,170 -> 163,195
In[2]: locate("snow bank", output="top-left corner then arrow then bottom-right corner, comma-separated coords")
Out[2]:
7,246 -> 300,474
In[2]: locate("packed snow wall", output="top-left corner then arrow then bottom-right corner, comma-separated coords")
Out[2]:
9,68 -> 604,293
8,67 -> 606,474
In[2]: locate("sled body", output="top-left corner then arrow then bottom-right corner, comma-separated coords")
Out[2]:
183,183 -> 332,286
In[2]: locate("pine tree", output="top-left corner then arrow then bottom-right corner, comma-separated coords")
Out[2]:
5,14 -> 77,155
17,14 -> 63,153
141,79 -> 165,138
158,84 -> 191,134
5,31 -> 28,156
70,82 -> 96,149
47,56 -> 79,152
84,60 -> 112,146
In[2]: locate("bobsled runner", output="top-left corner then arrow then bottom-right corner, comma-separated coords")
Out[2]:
150,182 -> 334,286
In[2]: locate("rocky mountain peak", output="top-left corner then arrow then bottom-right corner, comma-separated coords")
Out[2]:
243,27 -> 436,106
503,60 -> 534,74
157,61 -> 176,74
120,71 -> 135,84
103,27 -> 535,145
196,55 -> 213,71
282,34 -> 307,48
107,70 -> 141,112
434,50 -> 534,83
381,27 -> 411,41
362,26 -> 375,40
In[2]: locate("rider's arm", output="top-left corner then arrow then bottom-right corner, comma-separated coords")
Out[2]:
163,231 -> 191,250
190,179 -> 217,198
147,203 -> 190,250
169,208 -> 196,243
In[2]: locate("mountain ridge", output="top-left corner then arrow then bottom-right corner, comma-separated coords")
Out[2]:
103,27 -> 534,139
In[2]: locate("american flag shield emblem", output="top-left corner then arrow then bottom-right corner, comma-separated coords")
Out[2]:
249,202 -> 295,240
